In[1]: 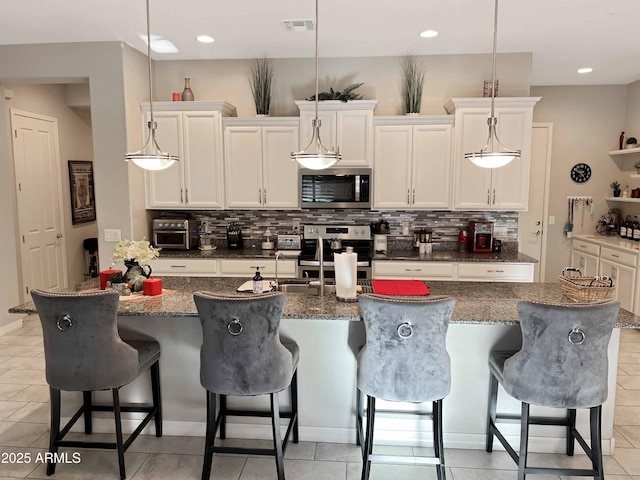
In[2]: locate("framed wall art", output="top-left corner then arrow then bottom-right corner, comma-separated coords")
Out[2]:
68,160 -> 96,224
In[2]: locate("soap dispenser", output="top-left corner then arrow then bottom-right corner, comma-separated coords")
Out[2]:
252,267 -> 263,294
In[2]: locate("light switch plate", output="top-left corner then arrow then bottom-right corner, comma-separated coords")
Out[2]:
104,229 -> 121,242
549,216 -> 556,226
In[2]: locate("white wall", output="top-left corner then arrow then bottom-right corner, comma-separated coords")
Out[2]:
155,53 -> 532,117
531,85 -> 628,282
6,84 -> 96,287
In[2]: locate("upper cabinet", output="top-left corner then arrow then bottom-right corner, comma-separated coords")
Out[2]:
223,117 -> 299,209
295,100 -> 378,167
446,97 -> 540,211
373,116 -> 453,210
143,101 -> 236,210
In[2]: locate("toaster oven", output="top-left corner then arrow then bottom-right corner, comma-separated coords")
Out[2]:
152,218 -> 198,250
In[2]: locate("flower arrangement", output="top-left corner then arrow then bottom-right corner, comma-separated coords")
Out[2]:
112,239 -> 159,266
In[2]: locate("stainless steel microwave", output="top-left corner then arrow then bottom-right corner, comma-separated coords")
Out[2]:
299,168 -> 371,208
152,218 -> 198,250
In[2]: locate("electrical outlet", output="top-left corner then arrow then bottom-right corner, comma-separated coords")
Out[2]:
292,220 -> 300,232
104,229 -> 121,242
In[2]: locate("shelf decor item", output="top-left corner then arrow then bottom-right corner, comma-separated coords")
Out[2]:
627,137 -> 638,150
291,0 -> 342,170
249,56 -> 274,115
464,0 -> 521,169
610,180 -> 621,197
401,54 -> 426,114
634,160 -> 640,174
306,82 -> 364,102
124,0 -> 179,171
181,78 -> 194,101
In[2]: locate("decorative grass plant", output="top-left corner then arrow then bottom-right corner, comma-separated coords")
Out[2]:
249,56 -> 274,115
401,54 -> 427,114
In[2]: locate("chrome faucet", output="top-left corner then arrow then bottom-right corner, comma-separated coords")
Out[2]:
317,236 -> 325,297
274,250 -> 285,290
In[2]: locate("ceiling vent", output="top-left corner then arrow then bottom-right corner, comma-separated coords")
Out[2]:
280,19 -> 315,32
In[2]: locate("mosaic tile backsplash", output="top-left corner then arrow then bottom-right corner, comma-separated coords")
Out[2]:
155,209 -> 519,249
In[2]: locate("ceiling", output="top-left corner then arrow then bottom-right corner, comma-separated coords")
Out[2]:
1,0 -> 639,87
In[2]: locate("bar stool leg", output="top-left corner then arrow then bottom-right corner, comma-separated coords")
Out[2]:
219,394 -> 227,440
112,388 -> 126,480
517,402 -> 530,480
361,395 -> 376,480
567,408 -> 576,456
202,391 -> 217,480
83,391 -> 92,434
590,406 -> 604,480
151,361 -> 162,437
356,388 -> 363,447
433,399 -> 445,480
291,370 -> 299,443
270,393 -> 285,480
486,371 -> 499,452
47,387 -> 61,475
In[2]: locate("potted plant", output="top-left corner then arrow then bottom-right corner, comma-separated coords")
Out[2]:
626,137 -> 638,150
305,83 -> 364,102
610,180 -> 621,197
249,56 -> 274,116
401,54 -> 427,114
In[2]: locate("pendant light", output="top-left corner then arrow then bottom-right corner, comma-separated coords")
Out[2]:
464,0 -> 520,169
125,0 -> 179,171
291,0 -> 341,170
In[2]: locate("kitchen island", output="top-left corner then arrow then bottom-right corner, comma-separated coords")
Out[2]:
10,278 -> 639,454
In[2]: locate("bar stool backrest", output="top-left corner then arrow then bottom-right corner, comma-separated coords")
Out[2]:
357,294 -> 455,403
31,289 -> 139,391
194,291 -> 293,396
504,300 -> 620,409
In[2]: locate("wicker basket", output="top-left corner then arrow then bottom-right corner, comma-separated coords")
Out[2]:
559,268 -> 615,302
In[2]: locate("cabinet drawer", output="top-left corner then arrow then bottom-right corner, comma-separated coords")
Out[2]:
153,258 -> 218,276
219,259 -> 296,277
457,263 -> 534,282
373,261 -> 455,280
600,247 -> 637,268
571,240 -> 600,256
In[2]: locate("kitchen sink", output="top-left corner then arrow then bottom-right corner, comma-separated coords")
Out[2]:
276,280 -> 335,294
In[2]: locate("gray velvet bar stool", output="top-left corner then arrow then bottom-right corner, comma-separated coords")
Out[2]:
194,291 -> 299,480
356,294 -> 456,480
486,300 -> 620,480
31,289 -> 162,480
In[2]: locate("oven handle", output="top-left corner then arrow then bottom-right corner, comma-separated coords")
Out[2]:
154,229 -> 187,234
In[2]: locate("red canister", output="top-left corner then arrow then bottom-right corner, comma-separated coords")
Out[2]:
99,268 -> 122,290
143,277 -> 163,296
457,230 -> 468,253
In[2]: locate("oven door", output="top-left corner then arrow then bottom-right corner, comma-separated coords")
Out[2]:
299,265 -> 371,280
153,230 -> 188,250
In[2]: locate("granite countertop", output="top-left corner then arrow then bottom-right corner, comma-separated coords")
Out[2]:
159,248 -> 537,263
10,277 -> 638,327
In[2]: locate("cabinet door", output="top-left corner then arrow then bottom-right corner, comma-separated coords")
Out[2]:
599,259 -> 635,312
452,109 -> 493,210
262,126 -> 300,208
570,250 -> 599,277
299,110 -> 335,156
373,261 -> 455,280
412,124 -> 453,209
183,111 -> 224,208
336,109 -> 373,166
372,125 -> 412,209
490,108 -> 531,210
144,111 -> 184,208
224,126 -> 263,208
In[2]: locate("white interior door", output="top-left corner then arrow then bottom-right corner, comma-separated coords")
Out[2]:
11,109 -> 67,296
518,123 -> 553,282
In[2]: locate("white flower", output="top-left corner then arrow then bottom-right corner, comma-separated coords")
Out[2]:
112,239 -> 160,266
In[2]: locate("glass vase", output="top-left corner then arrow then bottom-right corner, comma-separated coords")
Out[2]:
182,78 -> 194,101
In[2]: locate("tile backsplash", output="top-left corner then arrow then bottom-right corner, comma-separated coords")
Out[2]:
155,209 -> 518,246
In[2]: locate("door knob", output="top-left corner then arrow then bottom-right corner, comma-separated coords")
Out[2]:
56,233 -> 63,239
534,230 -> 541,236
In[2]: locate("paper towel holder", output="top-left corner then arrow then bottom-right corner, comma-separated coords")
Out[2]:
335,247 -> 359,303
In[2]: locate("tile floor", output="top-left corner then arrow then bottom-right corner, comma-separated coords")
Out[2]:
1,317 -> 640,479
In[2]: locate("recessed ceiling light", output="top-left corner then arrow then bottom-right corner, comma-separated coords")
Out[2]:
140,34 -> 178,53
577,67 -> 593,74
197,35 -> 215,44
420,30 -> 439,38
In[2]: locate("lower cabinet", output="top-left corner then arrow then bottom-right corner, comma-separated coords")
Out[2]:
152,258 -> 296,278
218,259 -> 296,278
598,247 -> 637,313
372,261 -> 533,282
152,258 -> 218,277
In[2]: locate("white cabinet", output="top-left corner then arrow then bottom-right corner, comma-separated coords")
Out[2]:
143,102 -> 236,209
570,239 -> 600,276
295,100 -> 378,167
152,258 -> 218,277
456,263 -> 534,282
599,256 -> 636,313
373,116 -> 453,209
445,97 -> 540,211
223,118 -> 299,209
218,259 -> 296,278
373,261 -> 456,280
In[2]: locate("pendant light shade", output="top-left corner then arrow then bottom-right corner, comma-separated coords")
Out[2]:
125,0 -> 179,171
464,0 -> 520,169
291,0 -> 341,170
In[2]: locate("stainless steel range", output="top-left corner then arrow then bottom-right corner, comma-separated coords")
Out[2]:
299,225 -> 372,280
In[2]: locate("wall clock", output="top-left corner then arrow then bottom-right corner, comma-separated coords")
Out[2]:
570,163 -> 592,183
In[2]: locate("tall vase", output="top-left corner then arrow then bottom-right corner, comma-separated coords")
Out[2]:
182,78 -> 194,101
